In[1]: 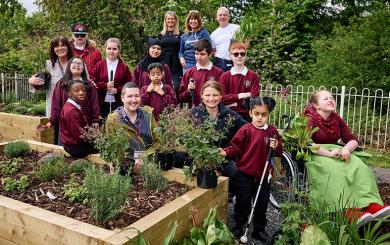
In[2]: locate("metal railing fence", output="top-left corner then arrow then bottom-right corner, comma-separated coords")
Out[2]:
1,73 -> 389,149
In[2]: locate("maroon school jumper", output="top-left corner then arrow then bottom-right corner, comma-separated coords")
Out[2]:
140,83 -> 177,120
49,79 -> 100,125
220,67 -> 260,119
133,64 -> 174,89
91,59 -> 132,108
223,123 -> 282,179
178,65 -> 223,106
71,41 -> 102,76
59,100 -> 87,146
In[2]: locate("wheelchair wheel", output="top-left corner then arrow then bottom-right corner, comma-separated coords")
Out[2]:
269,151 -> 299,209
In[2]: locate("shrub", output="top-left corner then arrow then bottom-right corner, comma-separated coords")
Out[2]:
4,141 -> 30,158
13,106 -> 29,115
140,156 -> 168,190
84,167 -> 131,223
0,158 -> 22,176
19,100 -> 33,108
2,175 -> 29,191
2,103 -> 16,113
62,175 -> 88,204
30,104 -> 46,116
69,159 -> 92,173
34,155 -> 68,181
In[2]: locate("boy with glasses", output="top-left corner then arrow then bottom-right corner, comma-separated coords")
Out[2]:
70,22 -> 102,75
219,41 -> 260,121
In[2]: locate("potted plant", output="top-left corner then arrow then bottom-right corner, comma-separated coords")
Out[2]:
180,118 -> 226,189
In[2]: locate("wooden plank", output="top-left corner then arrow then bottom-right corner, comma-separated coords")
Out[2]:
104,176 -> 228,245
0,126 -> 53,144
0,236 -> 18,245
0,196 -> 115,245
0,113 -> 48,131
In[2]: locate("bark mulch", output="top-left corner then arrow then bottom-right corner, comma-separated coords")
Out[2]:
0,150 -> 188,230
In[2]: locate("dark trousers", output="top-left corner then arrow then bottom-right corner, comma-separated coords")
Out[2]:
232,170 -> 271,231
64,142 -> 98,158
171,69 -> 183,97
53,123 -> 60,145
101,102 -> 118,119
214,57 -> 233,72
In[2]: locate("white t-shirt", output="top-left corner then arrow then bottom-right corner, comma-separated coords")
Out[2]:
211,23 -> 240,60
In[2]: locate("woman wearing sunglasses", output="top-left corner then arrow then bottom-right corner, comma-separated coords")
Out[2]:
70,22 -> 102,75
219,41 -> 260,122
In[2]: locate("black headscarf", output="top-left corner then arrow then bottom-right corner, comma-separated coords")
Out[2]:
138,37 -> 165,71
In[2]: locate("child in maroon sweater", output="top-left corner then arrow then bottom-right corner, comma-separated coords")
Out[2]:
220,97 -> 282,242
219,41 -> 260,121
60,80 -> 97,157
178,39 -> 223,107
140,63 -> 176,120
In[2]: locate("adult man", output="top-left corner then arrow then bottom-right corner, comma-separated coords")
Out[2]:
210,7 -> 240,72
70,22 -> 102,75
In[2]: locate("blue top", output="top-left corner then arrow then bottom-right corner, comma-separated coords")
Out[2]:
179,27 -> 211,68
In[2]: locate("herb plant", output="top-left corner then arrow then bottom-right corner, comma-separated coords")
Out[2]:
62,175 -> 88,204
140,156 -> 168,190
3,175 -> 29,191
4,141 -> 30,158
0,158 -> 21,176
84,166 -> 131,223
69,159 -> 92,173
34,155 -> 68,181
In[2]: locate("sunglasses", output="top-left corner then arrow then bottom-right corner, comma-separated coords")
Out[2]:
231,52 -> 246,57
74,34 -> 86,38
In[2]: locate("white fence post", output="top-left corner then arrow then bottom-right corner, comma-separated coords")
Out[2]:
14,72 -> 18,100
1,73 -> 4,103
339,85 -> 346,119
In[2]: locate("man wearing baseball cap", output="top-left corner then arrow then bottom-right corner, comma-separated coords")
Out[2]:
70,22 -> 102,75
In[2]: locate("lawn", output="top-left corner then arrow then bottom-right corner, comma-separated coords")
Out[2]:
365,148 -> 390,169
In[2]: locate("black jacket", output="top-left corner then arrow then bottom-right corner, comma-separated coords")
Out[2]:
191,103 -> 247,148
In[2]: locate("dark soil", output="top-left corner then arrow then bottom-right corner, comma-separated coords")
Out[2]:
377,182 -> 390,235
0,151 -> 188,230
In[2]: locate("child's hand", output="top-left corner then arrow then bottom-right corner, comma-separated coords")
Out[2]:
269,138 -> 278,149
107,81 -> 114,89
188,80 -> 195,91
339,148 -> 351,162
154,85 -> 165,96
146,83 -> 154,93
219,148 -> 226,157
108,87 -> 117,94
329,148 -> 341,158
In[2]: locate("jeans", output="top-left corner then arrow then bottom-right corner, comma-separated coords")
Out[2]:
214,57 -> 233,72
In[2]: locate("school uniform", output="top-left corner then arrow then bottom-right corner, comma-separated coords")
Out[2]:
140,83 -> 177,120
223,123 -> 282,233
60,99 -> 97,157
133,64 -> 174,89
219,67 -> 260,121
178,63 -> 223,106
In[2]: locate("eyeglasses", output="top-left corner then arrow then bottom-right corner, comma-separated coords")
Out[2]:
74,34 -> 86,38
231,52 -> 246,57
71,61 -> 84,66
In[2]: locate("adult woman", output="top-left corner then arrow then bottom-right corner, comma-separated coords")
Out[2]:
191,80 -> 246,176
49,57 -> 100,144
28,36 -> 73,144
133,38 -> 173,89
305,90 -> 389,227
92,38 -> 132,118
158,11 -> 184,95
179,10 -> 211,71
105,82 -> 159,169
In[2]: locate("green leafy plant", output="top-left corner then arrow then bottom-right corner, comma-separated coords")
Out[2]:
94,126 -> 129,172
182,165 -> 192,192
30,103 -> 46,116
12,105 -> 29,115
4,140 -> 30,158
2,175 -> 29,191
281,114 -> 319,161
179,118 -> 226,172
34,155 -> 68,181
62,175 -> 88,204
154,107 -> 179,153
140,155 -> 168,190
0,158 -> 22,176
127,222 -> 179,245
84,166 -> 131,223
2,103 -> 16,113
69,159 -> 92,173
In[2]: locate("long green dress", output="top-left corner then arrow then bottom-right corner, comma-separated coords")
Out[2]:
307,144 -> 382,211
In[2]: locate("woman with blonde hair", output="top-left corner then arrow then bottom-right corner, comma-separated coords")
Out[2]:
179,10 -> 211,71
158,11 -> 184,95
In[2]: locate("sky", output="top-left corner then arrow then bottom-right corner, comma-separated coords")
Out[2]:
19,0 -> 39,15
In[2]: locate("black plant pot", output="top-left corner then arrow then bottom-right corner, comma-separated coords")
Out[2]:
173,151 -> 194,169
156,152 -> 174,170
196,168 -> 217,189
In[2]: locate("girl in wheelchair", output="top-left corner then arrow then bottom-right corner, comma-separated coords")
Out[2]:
305,89 -> 389,227
220,97 -> 282,241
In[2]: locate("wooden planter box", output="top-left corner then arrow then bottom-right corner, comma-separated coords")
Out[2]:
0,140 -> 228,245
0,113 -> 54,144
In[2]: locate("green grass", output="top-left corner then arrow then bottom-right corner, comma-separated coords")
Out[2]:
365,148 -> 390,169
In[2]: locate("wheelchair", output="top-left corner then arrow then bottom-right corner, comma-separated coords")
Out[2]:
269,150 -> 309,209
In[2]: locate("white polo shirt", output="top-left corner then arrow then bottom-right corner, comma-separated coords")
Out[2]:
211,23 -> 240,60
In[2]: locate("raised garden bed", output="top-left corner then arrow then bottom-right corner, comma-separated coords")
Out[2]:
0,140 -> 228,245
0,113 -> 53,144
